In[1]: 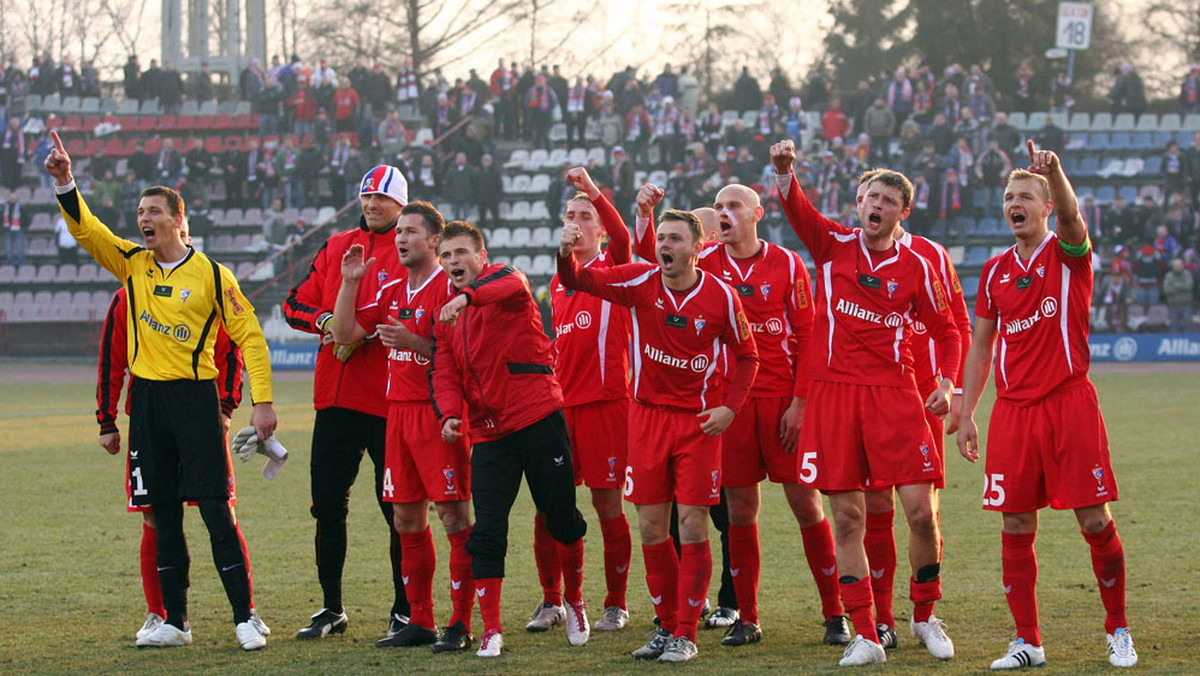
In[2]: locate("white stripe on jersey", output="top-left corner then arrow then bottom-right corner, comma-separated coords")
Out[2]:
983,261 -> 1001,323
612,267 -> 658,288
1060,263 -> 1073,374
700,336 -> 721,411
822,261 -> 834,367
363,276 -> 407,311
629,306 -> 643,400
598,300 -> 612,386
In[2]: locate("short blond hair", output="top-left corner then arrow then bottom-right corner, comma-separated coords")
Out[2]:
1006,170 -> 1050,201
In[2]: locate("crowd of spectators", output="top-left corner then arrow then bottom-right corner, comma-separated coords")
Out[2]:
2,51 -> 1200,330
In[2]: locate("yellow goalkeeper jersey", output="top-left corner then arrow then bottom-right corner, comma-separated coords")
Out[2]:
58,187 -> 273,404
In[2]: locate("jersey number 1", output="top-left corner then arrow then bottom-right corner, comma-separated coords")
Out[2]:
130,466 -> 149,497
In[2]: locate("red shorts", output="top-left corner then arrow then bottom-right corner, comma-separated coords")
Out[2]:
983,380 -> 1118,513
798,380 -> 941,492
624,402 -> 722,506
384,402 -> 472,504
721,395 -> 799,486
127,439 -> 236,512
564,399 -> 629,489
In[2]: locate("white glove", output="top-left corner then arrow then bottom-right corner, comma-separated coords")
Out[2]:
231,425 -> 290,480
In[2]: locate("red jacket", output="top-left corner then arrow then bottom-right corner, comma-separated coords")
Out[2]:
97,287 -> 243,434
430,264 -> 563,443
284,218 -> 400,416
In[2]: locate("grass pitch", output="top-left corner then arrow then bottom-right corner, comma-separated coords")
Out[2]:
0,365 -> 1197,674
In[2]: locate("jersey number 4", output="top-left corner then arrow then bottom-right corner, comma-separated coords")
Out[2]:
382,468 -> 394,499
982,473 -> 1006,507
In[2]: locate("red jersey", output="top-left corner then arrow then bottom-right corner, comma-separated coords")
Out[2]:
778,172 -> 961,389
357,267 -> 455,404
284,218 -> 400,417
975,232 -> 1093,405
430,263 -> 564,442
557,256 -> 759,413
97,287 -> 243,434
551,192 -> 634,407
897,231 -> 972,388
697,241 -> 814,398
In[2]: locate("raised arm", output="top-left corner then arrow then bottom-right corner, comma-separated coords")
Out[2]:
769,139 -> 845,262
566,166 -> 633,264
331,243 -> 374,345
632,183 -> 664,262
1026,139 -> 1085,247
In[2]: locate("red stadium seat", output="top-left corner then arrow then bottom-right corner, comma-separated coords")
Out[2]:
60,115 -> 83,132
104,138 -> 125,155
178,137 -> 196,153
45,116 -> 63,131
158,114 -> 177,130
119,114 -> 139,130
205,136 -> 225,154
214,114 -> 234,129
65,139 -> 86,154
143,137 -> 162,154
194,115 -> 214,130
175,114 -> 195,130
85,139 -> 105,155
137,115 -> 158,131
232,113 -> 252,129
81,115 -> 101,133
224,136 -> 244,152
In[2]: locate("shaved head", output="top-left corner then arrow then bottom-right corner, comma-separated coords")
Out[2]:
716,183 -> 761,210
692,207 -> 721,242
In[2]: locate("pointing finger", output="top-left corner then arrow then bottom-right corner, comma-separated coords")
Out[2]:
51,130 -> 65,153
1026,139 -> 1036,164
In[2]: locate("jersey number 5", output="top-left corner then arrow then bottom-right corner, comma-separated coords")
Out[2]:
798,452 -> 818,484
982,473 -> 1006,507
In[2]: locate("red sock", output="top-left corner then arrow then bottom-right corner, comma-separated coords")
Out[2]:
801,518 -> 844,619
676,542 -> 712,643
840,576 -> 879,643
235,521 -> 254,609
1002,531 -> 1041,646
475,577 -> 503,634
599,514 -> 631,609
864,510 -> 896,627
642,540 -> 679,636
1083,520 -> 1128,634
533,513 -> 562,606
140,523 -> 165,617
447,527 -> 474,632
909,576 -> 941,623
400,527 -> 437,629
557,537 -> 585,605
728,524 -> 760,625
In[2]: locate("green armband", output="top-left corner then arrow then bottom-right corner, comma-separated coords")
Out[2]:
1058,235 -> 1091,258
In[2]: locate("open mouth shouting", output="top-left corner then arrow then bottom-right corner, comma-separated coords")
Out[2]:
867,212 -> 883,226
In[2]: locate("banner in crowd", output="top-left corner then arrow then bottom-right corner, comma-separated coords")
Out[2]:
1089,334 -> 1200,362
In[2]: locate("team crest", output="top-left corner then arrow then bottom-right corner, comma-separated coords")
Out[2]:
415,308 -> 425,320
920,443 -> 932,468
607,456 -> 617,480
378,270 -> 388,283
711,470 -> 720,486
362,176 -> 376,191
886,279 -> 899,298
1092,467 -> 1104,482
1036,264 -> 1045,278
759,284 -> 771,299
694,318 -> 706,334
179,288 -> 191,304
443,467 -> 457,493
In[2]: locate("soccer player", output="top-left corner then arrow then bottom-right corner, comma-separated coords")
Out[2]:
46,130 -> 277,651
854,169 -> 973,651
633,183 -> 849,647
531,167 -> 634,634
558,209 -> 759,663
330,202 -> 475,653
957,141 -> 1137,670
284,165 -> 410,642
771,138 -> 961,667
98,284 -> 267,644
429,221 -> 589,658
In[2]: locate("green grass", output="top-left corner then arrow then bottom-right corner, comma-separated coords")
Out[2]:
1,370 -> 1198,674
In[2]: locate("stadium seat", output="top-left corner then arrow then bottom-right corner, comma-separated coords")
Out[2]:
505,149 -> 530,168
529,202 -> 551,222
510,227 -> 532,248
1109,133 -> 1131,150
1006,112 -> 1027,130
234,101 -> 253,116
512,254 -> 532,271
81,115 -> 101,133
139,99 -> 160,114
531,255 -> 555,276
175,114 -> 195,130
567,148 -> 587,165
34,264 -> 56,283
214,114 -> 235,130
1112,113 -> 1136,131
1159,113 -> 1182,132
1090,112 -> 1113,131
1135,114 -> 1159,131
1141,156 -> 1162,176
24,94 -> 43,113
721,110 -> 740,128
42,94 -> 62,113
65,138 -> 86,155
1066,112 -> 1090,131
194,115 -> 214,130
956,216 -> 977,236
546,148 -> 568,169
960,276 -> 980,298
510,174 -> 531,193
1117,185 -> 1138,204
587,147 -> 607,165
1077,156 -> 1100,177
946,245 -> 964,265
1130,132 -> 1154,150
57,264 -> 77,284
0,266 -> 14,283
80,97 -> 101,114
1089,132 -> 1111,150
1144,304 -> 1170,331
1096,157 -> 1124,178
117,98 -> 139,115
199,100 -> 218,116
530,173 -> 551,193
525,150 -> 549,170
965,246 -> 989,266
76,264 -> 100,283
530,227 -> 553,248
988,245 -> 1009,259
549,123 -> 567,143
1095,185 -> 1115,205
490,227 -> 512,248
100,98 -> 120,115
1119,157 -> 1144,177
1026,112 -> 1046,130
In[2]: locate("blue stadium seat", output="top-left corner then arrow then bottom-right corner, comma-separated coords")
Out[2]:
1177,131 -> 1194,147
1109,133 -> 1131,150
1118,185 -> 1138,203
1130,132 -> 1153,150
978,216 -> 1003,236
1077,157 -> 1100,177
1089,132 -> 1111,150
929,219 -> 947,238
965,246 -> 989,266
1143,156 -> 1162,175
956,216 -> 977,236
1152,131 -> 1175,148
960,276 -> 981,297
1095,185 -> 1116,204
1062,156 -> 1080,174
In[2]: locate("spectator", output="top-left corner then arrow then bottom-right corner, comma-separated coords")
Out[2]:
655,96 -> 684,168
141,58 -> 163,104
1132,240 -> 1166,304
410,153 -> 438,201
1034,114 -> 1066,155
863,96 -> 896,165
240,58 -> 264,102
331,79 -> 360,134
1100,263 -> 1133,332
154,137 -> 183,183
0,116 -> 25,189
189,63 -> 214,103
1155,224 -> 1181,263
158,61 -> 184,114
327,134 -> 356,203
362,61 -> 393,118
973,139 -> 1012,212
124,54 -> 142,100
91,193 -> 122,237
3,191 -> 26,266
525,75 -> 558,150
654,63 -> 678,99
677,66 -> 700,119
1105,194 -> 1136,243
909,172 -> 934,235
275,136 -> 302,209
953,106 -> 983,152
988,111 -> 1022,156
1163,141 -> 1186,197
1181,65 -> 1200,114
847,80 -> 874,134
1110,62 -> 1146,116
474,153 -> 503,229
262,198 -> 288,249
608,146 -> 635,217
55,213 -> 78,264
803,69 -> 831,111
442,152 -> 475,221
623,103 -> 652,167
255,72 -> 283,137
733,66 -> 762,113
1048,68 -> 1074,114
885,67 -> 913,120
287,75 -> 318,138
1080,195 -> 1104,240
564,76 -> 590,150
377,110 -> 406,161
1012,61 -> 1037,113
1163,258 -> 1195,331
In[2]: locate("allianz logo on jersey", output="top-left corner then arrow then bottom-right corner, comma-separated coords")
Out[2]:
1003,297 -> 1059,335
554,311 -> 593,337
388,347 -> 430,366
643,343 -> 710,373
834,298 -> 904,328
749,317 -> 785,335
139,310 -> 192,342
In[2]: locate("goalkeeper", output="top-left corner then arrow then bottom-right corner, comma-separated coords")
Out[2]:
96,282 -> 270,645
282,165 -> 412,642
